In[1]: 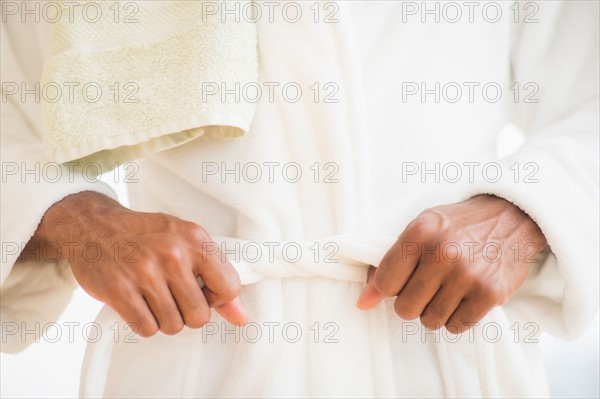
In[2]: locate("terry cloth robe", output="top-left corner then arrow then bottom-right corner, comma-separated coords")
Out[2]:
1,1 -> 598,398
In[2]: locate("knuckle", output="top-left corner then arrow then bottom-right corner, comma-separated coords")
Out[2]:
422,305 -> 445,325
405,221 -> 429,241
160,319 -> 185,336
374,275 -> 398,297
161,241 -> 185,263
407,210 -> 443,240
136,321 -> 159,338
114,305 -> 159,338
394,299 -> 416,320
187,224 -> 210,243
445,321 -> 464,335
420,313 -> 443,330
137,328 -> 158,338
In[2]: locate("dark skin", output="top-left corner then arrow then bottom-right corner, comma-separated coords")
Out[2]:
22,191 -> 247,337
23,192 -> 546,336
357,194 -> 548,333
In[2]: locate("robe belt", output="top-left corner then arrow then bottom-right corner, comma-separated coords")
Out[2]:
79,235 -> 394,397
79,235 -> 474,398
208,236 -> 393,285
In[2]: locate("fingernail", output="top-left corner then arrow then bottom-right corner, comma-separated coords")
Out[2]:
356,286 -> 372,309
232,298 -> 249,325
357,284 -> 386,310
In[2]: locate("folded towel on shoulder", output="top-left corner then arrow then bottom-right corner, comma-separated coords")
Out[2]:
42,0 -> 258,171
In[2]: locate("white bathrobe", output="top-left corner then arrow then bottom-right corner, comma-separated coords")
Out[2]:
1,1 -> 598,397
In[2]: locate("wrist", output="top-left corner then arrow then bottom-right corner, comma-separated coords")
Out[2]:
20,191 -> 119,263
472,194 -> 548,252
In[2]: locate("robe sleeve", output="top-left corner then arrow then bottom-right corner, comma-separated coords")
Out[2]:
0,22 -> 117,353
465,1 -> 599,339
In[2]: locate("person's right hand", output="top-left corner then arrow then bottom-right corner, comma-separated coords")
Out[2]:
25,191 -> 246,337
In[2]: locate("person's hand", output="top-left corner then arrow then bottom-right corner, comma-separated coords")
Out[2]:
356,195 -> 547,333
25,191 -> 246,337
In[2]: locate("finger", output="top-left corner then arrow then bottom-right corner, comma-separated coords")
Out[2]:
168,272 -> 211,329
215,297 -> 249,326
195,242 -> 241,307
446,296 -> 494,334
108,284 -> 159,337
141,282 -> 185,335
420,280 -> 466,330
373,229 -> 422,297
393,261 -> 446,320
357,265 -> 387,310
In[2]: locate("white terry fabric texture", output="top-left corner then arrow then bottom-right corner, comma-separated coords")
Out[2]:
1,20 -> 118,353
41,0 -> 258,170
1,1 -> 598,397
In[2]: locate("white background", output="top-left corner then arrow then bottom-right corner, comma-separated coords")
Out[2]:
1,125 -> 598,398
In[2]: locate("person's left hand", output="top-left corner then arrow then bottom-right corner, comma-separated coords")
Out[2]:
357,195 -> 548,333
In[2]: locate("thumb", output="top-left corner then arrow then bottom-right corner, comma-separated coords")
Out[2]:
356,265 -> 387,310
215,297 -> 249,326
